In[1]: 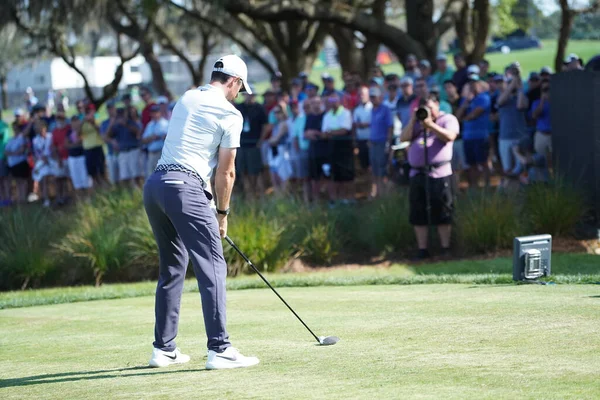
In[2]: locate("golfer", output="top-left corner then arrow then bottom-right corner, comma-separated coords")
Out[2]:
144,55 -> 259,370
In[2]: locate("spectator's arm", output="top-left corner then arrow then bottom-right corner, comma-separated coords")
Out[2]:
497,83 -> 515,107
127,121 -> 141,138
455,100 -> 469,120
463,106 -> 484,121
531,99 -> 544,120
517,90 -> 528,110
268,122 -> 288,145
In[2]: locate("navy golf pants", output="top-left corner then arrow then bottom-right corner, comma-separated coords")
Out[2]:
143,170 -> 231,353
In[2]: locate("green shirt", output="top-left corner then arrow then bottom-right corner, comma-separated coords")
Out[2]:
432,68 -> 455,101
0,121 -> 11,161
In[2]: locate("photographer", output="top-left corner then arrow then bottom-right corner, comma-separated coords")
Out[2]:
400,93 -> 459,260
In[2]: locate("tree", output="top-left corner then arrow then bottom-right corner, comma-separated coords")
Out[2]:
555,0 -> 599,72
454,0 -> 492,63
495,0 -> 519,36
0,24 -> 27,109
511,0 -> 534,32
170,1 -> 326,86
329,0 -> 385,80
7,0 -> 140,109
190,0 -> 491,67
106,0 -> 171,97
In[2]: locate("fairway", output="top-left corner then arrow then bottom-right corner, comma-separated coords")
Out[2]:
1,285 -> 599,399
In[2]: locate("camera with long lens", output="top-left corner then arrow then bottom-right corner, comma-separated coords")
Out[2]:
416,107 -> 430,121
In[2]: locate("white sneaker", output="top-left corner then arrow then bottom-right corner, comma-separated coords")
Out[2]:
148,347 -> 191,368
205,347 -> 260,370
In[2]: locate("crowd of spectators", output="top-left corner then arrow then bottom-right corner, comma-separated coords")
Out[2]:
0,51 -> 585,257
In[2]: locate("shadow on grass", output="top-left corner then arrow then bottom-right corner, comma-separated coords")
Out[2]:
0,365 -> 208,388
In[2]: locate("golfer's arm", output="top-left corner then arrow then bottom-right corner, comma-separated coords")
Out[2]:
215,147 -> 237,211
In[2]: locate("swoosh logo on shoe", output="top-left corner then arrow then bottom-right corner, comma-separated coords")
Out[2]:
215,354 -> 238,361
164,354 -> 178,360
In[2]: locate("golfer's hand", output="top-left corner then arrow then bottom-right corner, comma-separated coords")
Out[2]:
217,214 -> 228,239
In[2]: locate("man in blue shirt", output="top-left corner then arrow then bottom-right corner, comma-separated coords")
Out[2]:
107,107 -> 141,187
530,78 -> 551,172
455,76 -> 491,188
369,87 -> 394,198
496,63 -> 528,183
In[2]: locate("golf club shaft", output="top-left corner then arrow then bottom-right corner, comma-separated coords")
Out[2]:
225,236 -> 321,343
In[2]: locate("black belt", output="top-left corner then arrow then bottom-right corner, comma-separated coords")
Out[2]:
155,164 -> 206,187
411,160 -> 450,174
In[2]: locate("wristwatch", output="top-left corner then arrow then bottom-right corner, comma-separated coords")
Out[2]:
216,208 -> 230,216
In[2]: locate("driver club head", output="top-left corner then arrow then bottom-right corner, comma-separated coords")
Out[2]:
318,336 -> 340,346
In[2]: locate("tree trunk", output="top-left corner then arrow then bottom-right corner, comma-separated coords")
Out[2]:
95,272 -> 103,288
21,276 -> 30,290
330,26 -> 362,76
555,8 -> 573,73
405,0 -> 437,64
469,0 -> 491,64
0,75 -> 7,111
141,41 -> 171,97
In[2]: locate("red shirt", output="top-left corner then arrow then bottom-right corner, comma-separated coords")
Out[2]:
342,90 -> 359,111
141,102 -> 156,131
52,125 -> 71,160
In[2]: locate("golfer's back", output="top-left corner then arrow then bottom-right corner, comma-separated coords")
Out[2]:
158,85 -> 242,184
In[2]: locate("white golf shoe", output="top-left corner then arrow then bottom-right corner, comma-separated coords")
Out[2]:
205,347 -> 260,370
148,347 -> 191,368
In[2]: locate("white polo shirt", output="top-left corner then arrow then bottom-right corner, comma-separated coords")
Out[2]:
353,102 -> 373,140
158,85 -> 243,185
322,106 -> 353,133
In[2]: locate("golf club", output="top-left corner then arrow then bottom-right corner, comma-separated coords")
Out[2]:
225,236 -> 339,346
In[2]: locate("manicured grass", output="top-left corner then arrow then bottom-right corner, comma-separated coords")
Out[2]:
1,252 -> 598,309
0,284 -> 599,399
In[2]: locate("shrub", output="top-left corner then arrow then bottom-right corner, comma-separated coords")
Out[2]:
522,180 -> 587,237
55,202 -> 130,287
0,207 -> 67,290
455,192 -> 521,254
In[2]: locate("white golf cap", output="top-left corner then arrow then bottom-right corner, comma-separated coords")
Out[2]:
212,54 -> 252,94
156,96 -> 168,104
467,64 -> 480,75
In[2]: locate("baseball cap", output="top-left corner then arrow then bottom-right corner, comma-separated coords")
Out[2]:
291,78 -> 302,86
406,54 -> 417,62
430,85 -> 441,94
400,76 -> 413,86
369,86 -> 382,97
540,66 -> 553,75
436,54 -> 447,61
212,54 -> 252,94
106,99 -> 117,108
321,73 -> 333,81
150,104 -> 160,112
564,53 -> 580,63
467,64 -> 480,75
305,82 -> 319,91
467,74 -> 480,82
298,72 -> 308,79
419,59 -> 431,68
370,77 -> 384,86
14,108 -> 24,116
528,72 -> 540,81
493,74 -> 506,82
156,96 -> 168,104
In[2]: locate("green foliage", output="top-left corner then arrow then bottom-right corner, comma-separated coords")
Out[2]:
0,207 -> 67,290
455,191 -> 520,254
522,180 -> 587,237
0,184 -> 591,291
495,0 -> 519,36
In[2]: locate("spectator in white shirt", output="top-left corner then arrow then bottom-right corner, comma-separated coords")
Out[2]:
321,93 -> 355,205
353,86 -> 373,171
141,105 -> 169,178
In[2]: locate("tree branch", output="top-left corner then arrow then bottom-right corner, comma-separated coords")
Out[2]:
434,0 -> 468,36
168,1 -> 276,75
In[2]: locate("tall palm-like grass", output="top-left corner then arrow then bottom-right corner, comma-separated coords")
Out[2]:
455,191 -> 521,254
0,208 -> 67,290
522,180 -> 587,237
